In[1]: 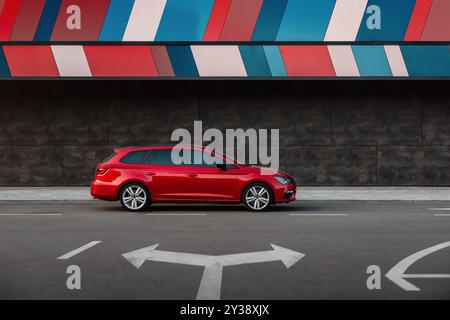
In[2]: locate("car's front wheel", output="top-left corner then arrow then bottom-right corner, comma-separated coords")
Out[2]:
120,183 -> 150,212
242,183 -> 272,212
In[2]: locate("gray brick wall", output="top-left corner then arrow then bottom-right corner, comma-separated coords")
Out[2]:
0,81 -> 448,186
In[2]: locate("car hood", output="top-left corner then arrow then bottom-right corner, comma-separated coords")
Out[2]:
243,165 -> 289,177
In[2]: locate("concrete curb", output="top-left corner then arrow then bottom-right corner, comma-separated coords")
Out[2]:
0,187 -> 449,202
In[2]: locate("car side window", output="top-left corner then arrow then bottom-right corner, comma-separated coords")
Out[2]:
120,151 -> 149,164
192,150 -> 237,168
145,149 -> 176,165
143,149 -> 237,168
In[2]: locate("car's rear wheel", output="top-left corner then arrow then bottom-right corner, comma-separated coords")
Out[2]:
242,183 -> 272,212
120,183 -> 150,212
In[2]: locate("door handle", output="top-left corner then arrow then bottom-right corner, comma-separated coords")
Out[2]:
187,173 -> 198,177
145,172 -> 156,176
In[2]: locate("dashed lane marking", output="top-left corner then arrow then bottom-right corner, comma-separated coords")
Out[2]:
0,213 -> 62,216
57,241 -> 102,260
144,213 -> 207,216
289,213 -> 348,217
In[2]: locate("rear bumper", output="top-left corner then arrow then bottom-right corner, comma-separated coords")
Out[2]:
90,181 -> 118,201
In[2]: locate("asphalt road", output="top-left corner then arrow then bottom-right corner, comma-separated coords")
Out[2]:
0,201 -> 449,300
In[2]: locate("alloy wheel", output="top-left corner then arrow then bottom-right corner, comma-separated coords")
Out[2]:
245,186 -> 271,211
122,185 -> 147,211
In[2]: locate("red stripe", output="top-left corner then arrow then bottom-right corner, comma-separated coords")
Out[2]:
279,45 -> 336,77
203,0 -> 232,41
150,46 -> 174,77
84,46 -> 158,77
220,0 -> 263,41
421,0 -> 450,40
3,45 -> 59,77
51,0 -> 110,41
404,0 -> 433,41
10,0 -> 45,41
0,0 -> 22,40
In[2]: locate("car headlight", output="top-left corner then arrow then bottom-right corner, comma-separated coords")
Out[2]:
275,176 -> 289,185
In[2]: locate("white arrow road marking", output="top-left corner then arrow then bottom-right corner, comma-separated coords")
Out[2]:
197,263 -> 223,300
385,241 -> 450,291
122,244 -> 305,300
58,241 -> 102,260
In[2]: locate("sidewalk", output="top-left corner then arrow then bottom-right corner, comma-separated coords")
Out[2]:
0,187 -> 449,202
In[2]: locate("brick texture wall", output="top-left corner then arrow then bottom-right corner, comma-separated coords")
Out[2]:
0,80 -> 448,186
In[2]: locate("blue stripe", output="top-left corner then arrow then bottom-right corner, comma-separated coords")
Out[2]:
352,46 -> 392,77
357,0 -> 416,41
156,0 -> 214,41
99,0 -> 134,41
0,47 -> 10,78
263,46 -> 287,77
239,46 -> 271,77
166,46 -> 199,77
252,0 -> 288,41
277,0 -> 336,41
34,0 -> 63,41
401,46 -> 450,77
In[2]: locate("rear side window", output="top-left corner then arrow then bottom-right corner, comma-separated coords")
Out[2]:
145,149 -> 176,165
101,152 -> 117,163
120,151 -> 149,164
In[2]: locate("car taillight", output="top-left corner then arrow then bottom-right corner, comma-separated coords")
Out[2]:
96,167 -> 109,176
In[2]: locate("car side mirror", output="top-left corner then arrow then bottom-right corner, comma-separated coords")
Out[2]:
217,163 -> 227,171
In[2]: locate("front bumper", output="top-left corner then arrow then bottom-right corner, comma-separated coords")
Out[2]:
274,183 -> 297,203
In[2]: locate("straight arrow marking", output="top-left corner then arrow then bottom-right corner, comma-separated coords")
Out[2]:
197,263 -> 223,300
385,241 -> 450,291
122,244 -> 305,300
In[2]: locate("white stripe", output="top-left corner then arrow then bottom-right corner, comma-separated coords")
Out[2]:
0,213 -> 62,216
123,0 -> 167,41
191,46 -> 247,77
145,213 -> 207,216
433,214 -> 450,217
328,45 -> 360,76
325,0 -> 368,41
57,241 -> 102,260
51,46 -> 91,77
428,208 -> 450,211
289,213 -> 348,217
384,45 -> 409,77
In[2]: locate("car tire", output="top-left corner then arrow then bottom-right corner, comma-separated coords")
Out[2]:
119,183 -> 151,212
242,183 -> 273,212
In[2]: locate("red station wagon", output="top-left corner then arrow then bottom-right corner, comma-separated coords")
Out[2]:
91,145 -> 297,212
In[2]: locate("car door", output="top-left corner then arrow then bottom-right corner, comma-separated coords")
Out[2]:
140,148 -> 191,201
183,149 -> 243,201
